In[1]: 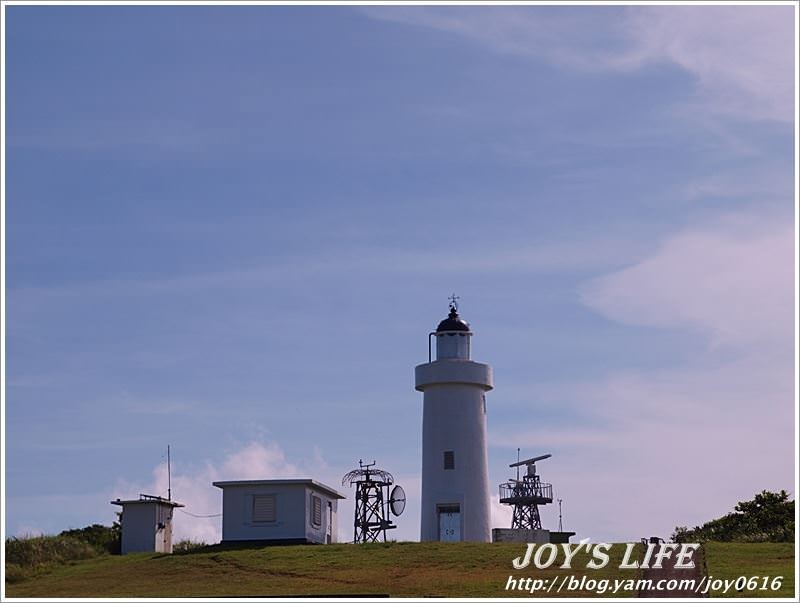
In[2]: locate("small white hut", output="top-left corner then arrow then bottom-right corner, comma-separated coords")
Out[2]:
111,494 -> 184,554
213,479 -> 345,544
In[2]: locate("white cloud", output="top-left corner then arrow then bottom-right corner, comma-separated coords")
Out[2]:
487,208 -> 795,542
622,6 -> 795,122
215,442 -> 301,480
682,163 -> 793,203
490,493 -> 513,530
8,235 -> 643,300
362,5 -> 795,121
113,442 -> 422,544
489,359 -> 795,542
360,6 -> 630,69
112,442 -> 307,544
581,210 -> 794,349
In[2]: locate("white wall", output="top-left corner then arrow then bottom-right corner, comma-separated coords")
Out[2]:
154,505 -> 174,553
303,486 -> 339,544
416,359 -> 493,543
119,502 -> 176,554
219,483 -> 340,543
120,504 -> 155,554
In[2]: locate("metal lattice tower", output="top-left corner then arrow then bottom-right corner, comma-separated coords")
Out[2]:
342,460 -> 405,543
498,453 -> 554,530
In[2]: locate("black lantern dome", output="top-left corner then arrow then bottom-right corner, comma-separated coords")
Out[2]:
436,305 -> 470,333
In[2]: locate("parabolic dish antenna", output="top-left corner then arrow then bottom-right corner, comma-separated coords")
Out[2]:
389,485 -> 406,516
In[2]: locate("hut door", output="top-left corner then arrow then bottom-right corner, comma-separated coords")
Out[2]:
326,501 -> 333,544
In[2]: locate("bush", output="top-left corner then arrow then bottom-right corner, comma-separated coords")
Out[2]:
5,519 -> 121,584
173,539 -> 207,553
59,523 -> 120,554
5,534 -> 99,581
673,490 -> 795,543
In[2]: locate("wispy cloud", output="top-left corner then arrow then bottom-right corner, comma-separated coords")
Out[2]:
112,441 -> 306,543
360,6 -> 631,69
682,163 -> 794,203
111,441 -> 422,543
489,357 -> 795,542
7,235 -> 645,305
581,209 -> 794,348
362,5 -> 794,121
487,207 -> 794,541
621,6 -> 795,122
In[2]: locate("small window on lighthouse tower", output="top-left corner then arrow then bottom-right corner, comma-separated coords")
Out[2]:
443,450 -> 455,470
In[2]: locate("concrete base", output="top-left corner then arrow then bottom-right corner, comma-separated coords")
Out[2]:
492,528 -> 550,543
218,538 -> 318,547
492,529 -> 576,544
549,531 -> 576,544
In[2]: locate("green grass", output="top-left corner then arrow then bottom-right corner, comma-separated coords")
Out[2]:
6,541 -> 642,598
704,542 -> 794,598
5,541 -> 795,598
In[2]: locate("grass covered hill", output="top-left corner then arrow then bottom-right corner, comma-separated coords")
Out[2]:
4,540 -> 796,598
703,542 -> 795,598
6,541 -> 636,598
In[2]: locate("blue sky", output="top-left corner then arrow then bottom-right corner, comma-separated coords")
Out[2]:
3,4 -> 796,544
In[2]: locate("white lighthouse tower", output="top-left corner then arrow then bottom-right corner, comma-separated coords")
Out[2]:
415,297 -> 493,542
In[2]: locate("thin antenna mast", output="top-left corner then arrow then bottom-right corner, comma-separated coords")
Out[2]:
558,498 -> 563,531
167,445 -> 172,501
516,448 -> 520,481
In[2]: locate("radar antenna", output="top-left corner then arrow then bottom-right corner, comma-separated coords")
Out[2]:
499,451 -> 554,530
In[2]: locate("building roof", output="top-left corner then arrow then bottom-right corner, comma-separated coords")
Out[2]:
111,494 -> 184,508
436,306 -> 471,333
212,479 -> 346,500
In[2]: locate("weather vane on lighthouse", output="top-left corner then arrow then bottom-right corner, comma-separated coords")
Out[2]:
448,293 -> 460,312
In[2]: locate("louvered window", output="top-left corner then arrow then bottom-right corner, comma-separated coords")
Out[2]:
253,494 -> 276,522
310,495 -> 322,526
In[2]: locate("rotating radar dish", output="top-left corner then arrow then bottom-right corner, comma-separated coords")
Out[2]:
389,485 -> 406,516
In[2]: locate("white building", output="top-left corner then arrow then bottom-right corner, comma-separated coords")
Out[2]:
213,479 -> 345,544
111,494 -> 183,554
415,302 -> 493,542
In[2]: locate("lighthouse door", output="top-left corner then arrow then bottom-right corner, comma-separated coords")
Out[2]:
437,505 -> 461,542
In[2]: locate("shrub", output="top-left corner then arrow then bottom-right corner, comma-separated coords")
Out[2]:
173,539 -> 207,553
5,534 -> 98,581
673,490 -> 795,543
59,523 -> 120,554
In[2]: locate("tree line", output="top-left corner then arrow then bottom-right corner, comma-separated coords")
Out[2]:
672,490 -> 794,543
